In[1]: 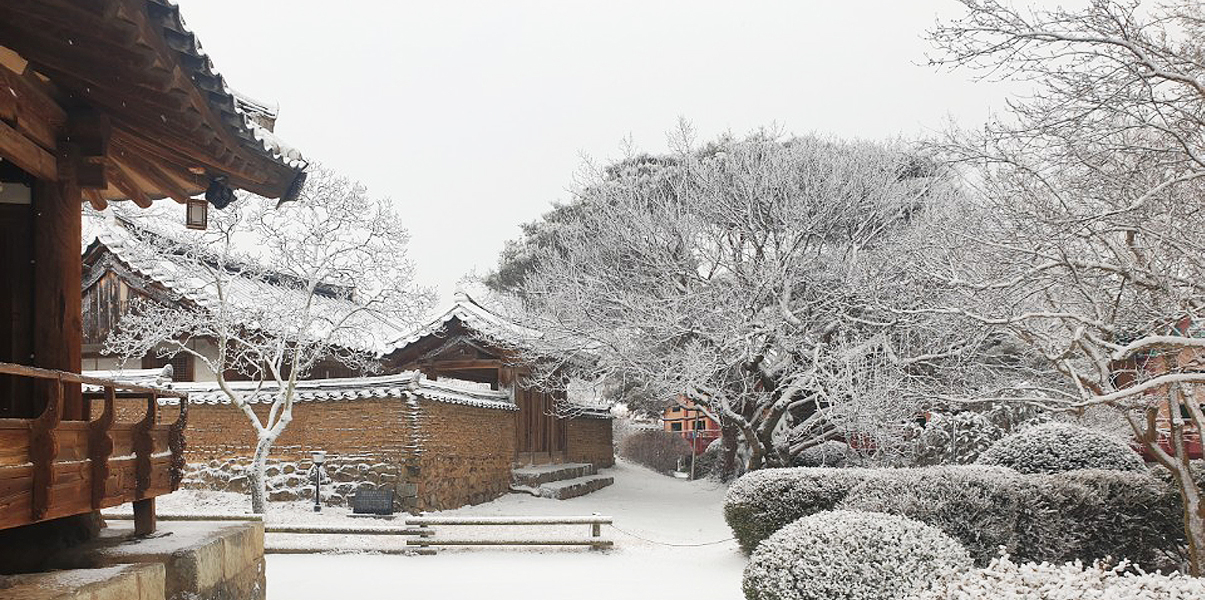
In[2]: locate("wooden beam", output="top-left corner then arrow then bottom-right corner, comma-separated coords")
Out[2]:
0,63 -> 67,151
107,161 -> 152,208
0,118 -> 57,180
110,143 -> 193,204
83,188 -> 107,211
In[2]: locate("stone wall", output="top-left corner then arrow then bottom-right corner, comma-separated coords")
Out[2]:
126,395 -> 516,511
415,401 -> 516,509
566,417 -> 615,467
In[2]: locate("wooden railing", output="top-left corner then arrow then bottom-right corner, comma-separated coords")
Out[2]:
0,361 -> 188,534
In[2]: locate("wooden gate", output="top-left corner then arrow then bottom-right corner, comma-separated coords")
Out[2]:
513,384 -> 565,465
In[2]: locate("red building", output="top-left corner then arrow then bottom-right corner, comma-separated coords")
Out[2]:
661,398 -> 721,455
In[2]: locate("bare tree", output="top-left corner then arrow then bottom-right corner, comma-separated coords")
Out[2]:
925,0 -> 1205,574
490,126 -> 987,477
105,167 -> 433,513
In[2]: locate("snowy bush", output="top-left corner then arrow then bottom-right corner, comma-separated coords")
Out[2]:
907,411 -> 1002,466
793,441 -> 858,468
838,465 -> 1032,565
724,467 -> 884,552
975,422 -> 1145,474
743,510 -> 972,600
619,429 -> 692,474
731,464 -> 1187,568
907,554 -> 1205,600
1020,469 -> 1185,570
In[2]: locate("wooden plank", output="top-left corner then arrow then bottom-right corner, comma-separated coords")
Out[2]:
0,118 -> 56,180
406,539 -> 613,547
405,516 -> 613,526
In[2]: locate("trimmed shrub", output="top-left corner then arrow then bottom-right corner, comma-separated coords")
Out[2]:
728,465 -> 1186,569
724,467 -> 885,553
743,510 -> 972,600
1019,469 -> 1185,570
837,466 -> 1034,565
793,441 -> 858,468
975,422 -> 1145,474
618,429 -> 691,474
908,554 -> 1205,599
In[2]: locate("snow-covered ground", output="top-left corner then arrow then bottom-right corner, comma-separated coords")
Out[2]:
117,459 -> 746,599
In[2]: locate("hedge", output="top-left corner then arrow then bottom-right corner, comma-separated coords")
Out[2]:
724,465 -> 1186,570
723,467 -> 886,553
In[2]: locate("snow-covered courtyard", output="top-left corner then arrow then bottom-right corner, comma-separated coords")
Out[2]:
141,460 -> 745,600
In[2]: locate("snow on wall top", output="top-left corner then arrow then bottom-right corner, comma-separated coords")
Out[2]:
389,291 -> 540,351
82,369 -> 518,412
88,215 -> 408,355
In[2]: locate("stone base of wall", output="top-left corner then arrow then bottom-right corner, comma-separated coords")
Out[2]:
183,455 -> 418,511
26,520 -> 265,600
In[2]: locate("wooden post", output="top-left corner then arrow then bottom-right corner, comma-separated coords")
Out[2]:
32,141 -> 83,420
87,385 -> 116,508
133,498 -> 155,536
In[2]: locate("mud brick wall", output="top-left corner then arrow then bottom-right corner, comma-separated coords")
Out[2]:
415,401 -> 516,510
107,395 -> 518,511
565,417 -> 615,467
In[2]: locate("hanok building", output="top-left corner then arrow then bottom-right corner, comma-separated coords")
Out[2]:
384,292 -> 615,470
80,214 -> 399,381
0,0 -> 305,595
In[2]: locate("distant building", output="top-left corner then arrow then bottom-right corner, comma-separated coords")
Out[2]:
661,398 -> 721,454
81,216 -> 400,381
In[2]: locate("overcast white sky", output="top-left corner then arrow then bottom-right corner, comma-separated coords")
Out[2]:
178,1 -> 1012,303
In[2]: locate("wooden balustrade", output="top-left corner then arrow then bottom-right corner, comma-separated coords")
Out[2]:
0,361 -> 188,535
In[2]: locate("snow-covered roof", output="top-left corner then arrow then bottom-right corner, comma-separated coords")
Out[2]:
83,370 -> 517,412
85,215 -> 408,355
389,291 -> 540,351
148,0 -> 308,176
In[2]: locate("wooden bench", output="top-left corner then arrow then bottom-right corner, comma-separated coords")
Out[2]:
403,515 -> 614,552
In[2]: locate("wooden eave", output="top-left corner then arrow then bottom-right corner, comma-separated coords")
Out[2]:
0,0 -> 305,206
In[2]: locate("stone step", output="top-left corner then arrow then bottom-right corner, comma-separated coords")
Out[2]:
533,474 -> 614,500
511,462 -> 596,487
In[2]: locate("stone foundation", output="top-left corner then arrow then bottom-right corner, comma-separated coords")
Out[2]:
183,455 -> 417,510
2,521 -> 265,600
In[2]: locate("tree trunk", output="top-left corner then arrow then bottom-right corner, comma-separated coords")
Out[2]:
720,422 -> 739,482
249,435 -> 273,514
1171,461 -> 1204,577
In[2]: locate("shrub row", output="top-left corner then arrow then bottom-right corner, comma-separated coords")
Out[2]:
618,429 -> 692,474
724,465 -> 1185,569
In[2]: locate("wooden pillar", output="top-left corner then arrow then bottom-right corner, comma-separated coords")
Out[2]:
32,144 -> 83,420
133,498 -> 155,536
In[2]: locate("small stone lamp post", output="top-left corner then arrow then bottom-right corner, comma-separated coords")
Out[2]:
309,450 -> 327,512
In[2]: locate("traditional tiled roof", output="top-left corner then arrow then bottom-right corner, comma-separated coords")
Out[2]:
147,0 -> 308,176
389,292 -> 540,351
83,370 -> 518,412
85,214 -> 408,355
